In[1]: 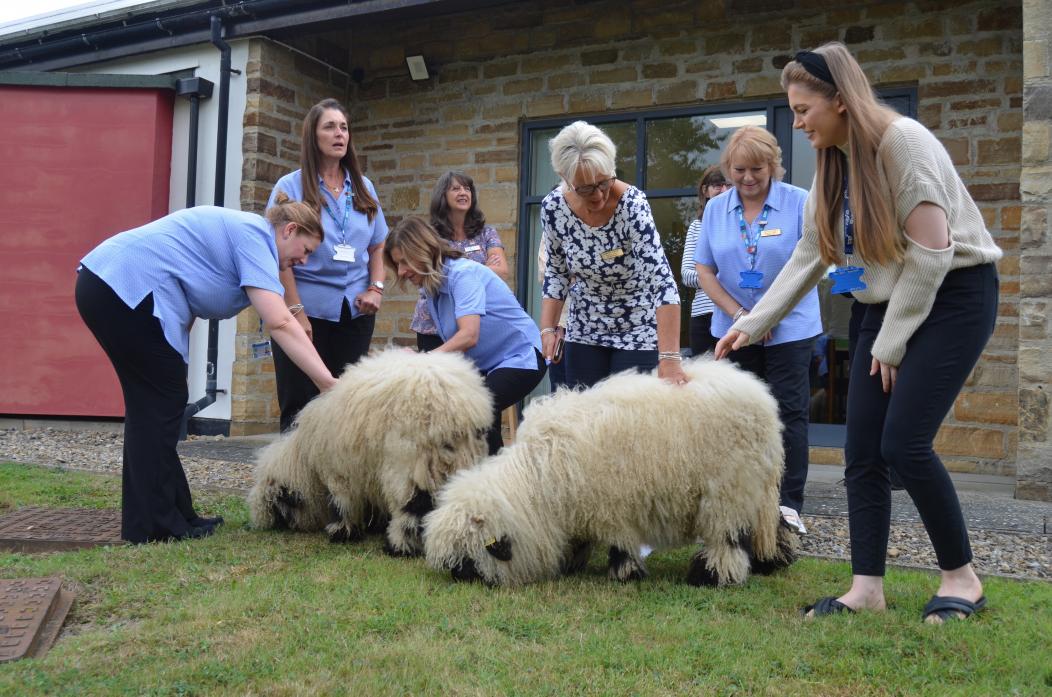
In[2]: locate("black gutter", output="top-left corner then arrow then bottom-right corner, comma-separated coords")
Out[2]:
179,17 -> 235,439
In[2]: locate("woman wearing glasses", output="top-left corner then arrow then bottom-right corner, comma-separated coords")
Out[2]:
539,120 -> 687,388
680,165 -> 730,356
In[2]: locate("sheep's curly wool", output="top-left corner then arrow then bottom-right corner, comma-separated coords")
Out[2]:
423,358 -> 797,586
248,348 -> 493,555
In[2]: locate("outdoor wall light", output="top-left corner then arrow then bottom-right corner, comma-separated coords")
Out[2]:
406,54 -> 429,81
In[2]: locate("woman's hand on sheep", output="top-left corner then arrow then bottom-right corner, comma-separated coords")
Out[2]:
658,359 -> 690,386
714,330 -> 750,360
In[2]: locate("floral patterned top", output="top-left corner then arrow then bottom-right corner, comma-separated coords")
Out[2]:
411,225 -> 504,334
541,185 -> 680,350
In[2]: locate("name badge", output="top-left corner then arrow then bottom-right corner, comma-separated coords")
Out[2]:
600,248 -> 625,261
829,265 -> 867,294
464,244 -> 482,253
760,228 -> 782,237
739,270 -> 764,289
333,244 -> 356,263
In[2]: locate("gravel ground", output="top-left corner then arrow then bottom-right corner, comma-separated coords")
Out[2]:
2,427 -> 1049,581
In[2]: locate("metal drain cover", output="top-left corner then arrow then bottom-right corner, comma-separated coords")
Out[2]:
0,577 -> 75,662
0,507 -> 124,553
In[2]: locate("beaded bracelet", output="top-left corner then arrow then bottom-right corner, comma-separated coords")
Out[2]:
658,351 -> 683,362
288,303 -> 304,316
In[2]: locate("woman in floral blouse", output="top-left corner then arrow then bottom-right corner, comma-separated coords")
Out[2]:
539,121 -> 687,387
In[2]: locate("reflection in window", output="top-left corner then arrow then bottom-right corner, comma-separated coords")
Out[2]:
646,111 -> 765,189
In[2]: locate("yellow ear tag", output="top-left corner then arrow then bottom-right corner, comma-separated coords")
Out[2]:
485,537 -> 496,546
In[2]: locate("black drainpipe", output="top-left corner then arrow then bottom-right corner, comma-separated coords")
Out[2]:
179,16 -> 239,439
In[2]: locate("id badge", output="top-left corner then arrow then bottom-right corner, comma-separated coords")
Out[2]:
464,244 -> 482,253
738,270 -> 764,289
333,244 -> 356,263
759,228 -> 782,238
829,265 -> 866,294
600,247 -> 625,261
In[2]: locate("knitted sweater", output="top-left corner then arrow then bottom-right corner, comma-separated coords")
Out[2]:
734,117 -> 1002,366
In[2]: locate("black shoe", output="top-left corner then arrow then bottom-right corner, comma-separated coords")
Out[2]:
190,515 -> 224,528
172,525 -> 215,541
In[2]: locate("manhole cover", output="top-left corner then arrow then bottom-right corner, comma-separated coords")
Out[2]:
0,577 -> 75,662
0,507 -> 125,553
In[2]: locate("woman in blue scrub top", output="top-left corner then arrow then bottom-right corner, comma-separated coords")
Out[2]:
76,195 -> 337,543
268,98 -> 389,432
694,126 -> 821,536
384,217 -> 547,455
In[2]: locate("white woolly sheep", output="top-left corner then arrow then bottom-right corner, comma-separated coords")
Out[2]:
248,347 -> 494,555
423,358 -> 797,586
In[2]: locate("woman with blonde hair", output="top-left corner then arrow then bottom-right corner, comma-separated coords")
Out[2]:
385,217 -> 545,455
694,126 -> 820,534
715,42 -> 1002,623
76,196 -> 337,543
268,98 -> 389,432
540,120 -> 687,388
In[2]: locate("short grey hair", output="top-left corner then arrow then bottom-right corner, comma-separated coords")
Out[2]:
548,121 -> 617,187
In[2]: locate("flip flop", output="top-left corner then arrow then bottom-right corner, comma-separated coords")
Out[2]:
801,596 -> 855,617
922,595 -> 987,623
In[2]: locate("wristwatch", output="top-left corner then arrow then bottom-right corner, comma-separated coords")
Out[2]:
369,281 -> 384,293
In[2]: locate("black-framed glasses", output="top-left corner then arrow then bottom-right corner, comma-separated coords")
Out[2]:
572,177 -> 615,196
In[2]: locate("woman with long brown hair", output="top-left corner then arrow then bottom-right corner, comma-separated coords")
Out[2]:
268,98 -> 389,432
715,42 -> 1002,623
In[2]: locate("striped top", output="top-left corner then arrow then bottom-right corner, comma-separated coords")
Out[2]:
680,218 -> 715,317
734,117 -> 1002,366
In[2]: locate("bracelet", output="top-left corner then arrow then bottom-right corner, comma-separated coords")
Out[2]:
288,303 -> 304,316
367,286 -> 383,295
733,307 -> 747,321
540,327 -> 558,336
658,351 -> 683,362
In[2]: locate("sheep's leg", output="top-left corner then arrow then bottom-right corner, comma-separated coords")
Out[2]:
687,530 -> 751,587
325,498 -> 364,543
560,539 -> 593,575
383,487 -> 433,557
607,545 -> 647,582
749,519 -> 798,575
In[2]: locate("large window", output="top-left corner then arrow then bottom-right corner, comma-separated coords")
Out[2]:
518,91 -> 914,439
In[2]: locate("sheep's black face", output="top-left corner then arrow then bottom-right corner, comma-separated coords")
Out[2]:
450,557 -> 482,583
271,485 -> 304,529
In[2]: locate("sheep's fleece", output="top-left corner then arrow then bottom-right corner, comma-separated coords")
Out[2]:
248,348 -> 493,555
423,358 -> 797,586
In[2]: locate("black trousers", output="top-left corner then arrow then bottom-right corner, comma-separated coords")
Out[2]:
728,336 -> 816,513
483,350 -> 547,455
564,342 -> 658,389
416,332 -> 444,352
845,264 -> 998,576
75,268 -> 198,543
689,313 -> 716,357
272,299 -> 375,432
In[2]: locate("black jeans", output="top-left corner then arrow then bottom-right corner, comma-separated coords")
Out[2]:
689,313 -> 716,357
564,341 -> 658,389
416,332 -> 443,352
728,335 -> 816,513
75,268 -> 198,543
272,299 -> 374,432
845,264 -> 998,576
483,350 -> 547,455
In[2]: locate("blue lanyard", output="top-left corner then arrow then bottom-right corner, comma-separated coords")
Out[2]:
842,172 -> 854,256
321,188 -> 353,244
736,203 -> 771,270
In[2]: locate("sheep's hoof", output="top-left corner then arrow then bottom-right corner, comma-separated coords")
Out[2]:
607,546 -> 647,582
686,554 -> 721,587
326,522 -> 363,544
750,528 -> 799,575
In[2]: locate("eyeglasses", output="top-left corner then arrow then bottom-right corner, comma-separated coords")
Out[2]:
572,177 -> 615,196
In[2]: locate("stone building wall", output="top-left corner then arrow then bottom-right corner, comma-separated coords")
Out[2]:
1017,0 -> 1052,499
229,0 -> 1027,482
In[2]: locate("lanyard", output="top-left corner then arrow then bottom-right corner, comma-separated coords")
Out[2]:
736,203 -> 771,270
321,188 -> 353,244
842,172 -> 854,255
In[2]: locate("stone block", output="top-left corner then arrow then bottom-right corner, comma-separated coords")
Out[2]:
483,60 -> 519,79
1018,387 -> 1051,440
882,16 -> 944,40
525,95 -> 567,117
594,14 -> 632,41
685,59 -> 722,74
967,182 -> 1020,201
390,186 -> 421,211
581,49 -> 619,66
977,5 -> 1022,32
964,361 -> 1018,389
656,38 -> 698,57
956,37 -> 1004,57
503,78 -> 544,96
643,62 -> 679,79
977,137 -> 1022,165
655,82 -> 697,104
933,425 -> 1006,459
732,57 -> 763,74
475,148 -> 518,165
705,80 -> 738,101
921,79 -> 998,98
590,67 -> 639,85
940,138 -> 970,166
1023,40 -> 1050,80
954,391 -> 1019,426
569,94 -> 607,113
843,25 -> 875,44
1021,166 -> 1052,197
1024,84 -> 1052,121
611,88 -> 655,109
1020,205 -> 1048,248
743,76 -> 781,97
1022,121 -> 1051,164
547,73 -> 582,90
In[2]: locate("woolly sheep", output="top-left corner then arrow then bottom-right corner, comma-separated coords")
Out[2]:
423,358 -> 797,586
248,347 -> 494,555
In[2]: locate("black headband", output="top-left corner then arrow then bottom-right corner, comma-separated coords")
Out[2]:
794,51 -> 836,88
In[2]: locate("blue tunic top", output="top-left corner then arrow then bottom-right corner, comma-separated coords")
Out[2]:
80,206 -> 285,363
693,180 -> 822,346
268,169 -> 388,321
427,258 -> 542,374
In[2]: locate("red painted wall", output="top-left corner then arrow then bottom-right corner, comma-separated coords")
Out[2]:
0,86 -> 174,417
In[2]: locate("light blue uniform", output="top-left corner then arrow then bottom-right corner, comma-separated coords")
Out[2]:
693,180 -> 822,345
427,258 -> 542,374
79,206 -> 285,363
268,170 -> 388,321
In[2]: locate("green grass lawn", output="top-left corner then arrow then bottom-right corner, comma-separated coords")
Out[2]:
1,461 -> 1050,697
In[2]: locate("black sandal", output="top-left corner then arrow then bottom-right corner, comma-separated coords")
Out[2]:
922,595 -> 987,623
801,596 -> 855,617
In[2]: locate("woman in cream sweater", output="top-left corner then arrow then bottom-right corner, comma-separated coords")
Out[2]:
715,42 -> 1001,624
